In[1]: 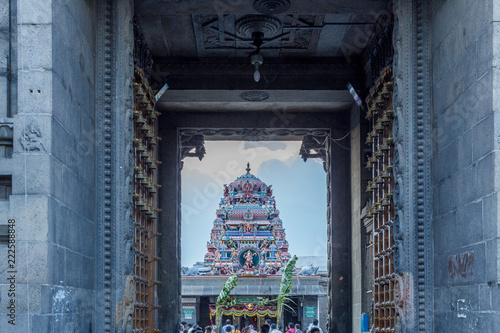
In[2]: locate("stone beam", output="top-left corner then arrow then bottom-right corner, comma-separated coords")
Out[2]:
152,57 -> 363,91
156,90 -> 353,112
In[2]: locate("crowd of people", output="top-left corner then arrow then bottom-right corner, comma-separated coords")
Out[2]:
179,318 -> 323,333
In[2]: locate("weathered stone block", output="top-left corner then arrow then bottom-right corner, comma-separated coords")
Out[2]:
458,129 -> 473,169
80,255 -> 95,290
494,112 -> 500,153
464,0 -> 494,49
12,154 -> 51,195
47,243 -> 65,286
478,283 -> 492,311
0,2 -> 8,27
57,205 -> 75,249
434,252 -> 451,287
493,22 -> 500,69
433,104 -> 463,150
472,114 -> 494,162
18,0 -> 52,24
65,250 -> 82,288
432,139 -> 459,184
432,22 -> 467,86
456,71 -> 493,129
436,176 -> 457,215
433,211 -> 458,255
54,0 -> 97,47
474,152 -> 496,199
17,70 -> 53,114
0,76 -> 8,118
494,68 -> 500,112
60,166 -> 81,212
0,313 -> 28,332
52,118 -> 78,170
25,242 -> 49,284
485,238 -> 500,283
490,281 -> 500,311
76,147 -> 95,187
482,193 -> 499,240
431,0 -> 468,51
9,195 -> 49,242
477,24 -> 494,79
456,201 -> 483,248
0,30 -> 8,71
456,165 -> 477,207
30,314 -> 51,332
18,24 -> 52,70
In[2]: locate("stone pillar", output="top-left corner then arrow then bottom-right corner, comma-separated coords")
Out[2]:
158,123 -> 182,331
0,0 -> 99,332
328,125 -> 352,333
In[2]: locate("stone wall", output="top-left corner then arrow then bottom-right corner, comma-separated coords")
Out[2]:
431,0 -> 500,331
0,0 -> 98,331
49,0 -> 97,330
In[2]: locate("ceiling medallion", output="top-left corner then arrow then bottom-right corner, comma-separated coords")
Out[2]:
253,0 -> 291,14
235,15 -> 282,39
241,91 -> 270,102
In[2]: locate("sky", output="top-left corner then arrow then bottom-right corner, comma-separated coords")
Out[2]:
181,141 -> 327,267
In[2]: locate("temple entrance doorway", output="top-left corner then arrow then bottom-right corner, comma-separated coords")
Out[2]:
157,110 -> 352,332
180,140 -> 328,331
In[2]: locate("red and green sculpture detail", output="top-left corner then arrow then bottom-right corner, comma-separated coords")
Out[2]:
204,164 -> 291,275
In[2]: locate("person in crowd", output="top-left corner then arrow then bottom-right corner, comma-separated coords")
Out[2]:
180,324 -> 185,333
187,323 -> 194,333
309,328 -> 320,333
270,324 -> 281,333
285,323 -> 295,333
294,323 -> 302,333
249,324 -> 257,333
306,319 -> 322,333
222,319 -> 235,333
233,323 -> 241,333
205,326 -> 212,333
226,326 -> 233,333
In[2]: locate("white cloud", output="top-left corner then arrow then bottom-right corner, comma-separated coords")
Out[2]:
182,141 -> 302,181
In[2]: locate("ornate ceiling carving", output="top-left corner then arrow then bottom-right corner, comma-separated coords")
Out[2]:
240,91 -> 270,101
235,15 -> 283,38
253,0 -> 291,14
193,13 -> 325,57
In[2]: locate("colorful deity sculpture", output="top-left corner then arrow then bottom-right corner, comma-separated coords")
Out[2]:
204,164 -> 291,275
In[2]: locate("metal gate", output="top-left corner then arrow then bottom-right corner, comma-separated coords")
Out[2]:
365,66 -> 396,333
133,66 -> 161,332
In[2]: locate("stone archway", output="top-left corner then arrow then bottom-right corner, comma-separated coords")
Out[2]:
92,1 -> 433,332
156,111 -> 352,332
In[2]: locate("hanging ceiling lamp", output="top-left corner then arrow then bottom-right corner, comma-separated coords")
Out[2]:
250,32 -> 264,82
235,15 -> 282,83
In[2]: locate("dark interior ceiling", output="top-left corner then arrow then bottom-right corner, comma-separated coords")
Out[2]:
135,0 -> 390,111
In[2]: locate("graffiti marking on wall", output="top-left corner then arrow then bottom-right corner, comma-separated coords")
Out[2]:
448,252 -> 474,282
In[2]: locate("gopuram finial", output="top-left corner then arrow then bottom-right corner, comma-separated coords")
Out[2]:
246,162 -> 251,174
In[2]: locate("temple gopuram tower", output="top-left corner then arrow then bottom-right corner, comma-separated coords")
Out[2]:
181,165 -> 327,329
204,164 -> 291,276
